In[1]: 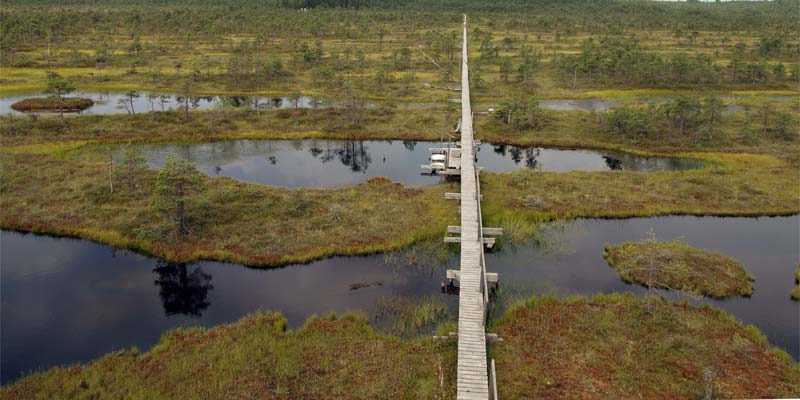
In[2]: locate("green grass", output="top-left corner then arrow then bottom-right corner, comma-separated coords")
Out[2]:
490,293 -> 800,399
0,313 -> 457,400
792,265 -> 800,301
603,239 -> 754,298
373,295 -> 453,337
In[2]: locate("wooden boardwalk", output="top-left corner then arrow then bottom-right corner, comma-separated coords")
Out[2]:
455,15 -> 491,400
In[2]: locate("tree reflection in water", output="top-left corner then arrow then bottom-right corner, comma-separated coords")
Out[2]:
153,261 -> 214,317
524,148 -> 540,169
509,147 -> 523,164
308,146 -> 324,158
309,141 -> 372,172
603,155 -> 623,170
492,145 -> 540,169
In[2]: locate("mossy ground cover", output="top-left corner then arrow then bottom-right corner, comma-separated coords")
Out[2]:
1,313 -> 457,400
490,294 -> 800,399
603,239 -> 754,298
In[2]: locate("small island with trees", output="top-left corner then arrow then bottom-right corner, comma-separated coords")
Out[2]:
603,237 -> 754,299
10,72 -> 93,116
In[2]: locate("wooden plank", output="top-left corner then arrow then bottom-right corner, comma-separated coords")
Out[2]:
447,269 -> 461,280
453,225 -> 497,234
482,227 -> 503,236
444,236 -> 461,243
445,193 -> 483,201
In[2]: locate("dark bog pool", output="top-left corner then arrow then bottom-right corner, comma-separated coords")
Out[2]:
102,140 -> 705,188
0,231 -> 446,384
2,216 -> 797,383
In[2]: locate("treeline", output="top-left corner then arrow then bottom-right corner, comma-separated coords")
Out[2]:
606,97 -> 797,143
277,0 -> 377,8
2,0 -> 798,40
557,37 -> 799,88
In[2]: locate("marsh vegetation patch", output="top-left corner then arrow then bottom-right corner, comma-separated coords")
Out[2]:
491,294 -> 800,399
603,238 -> 754,298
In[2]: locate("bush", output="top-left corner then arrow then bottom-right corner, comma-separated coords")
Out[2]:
606,105 -> 654,139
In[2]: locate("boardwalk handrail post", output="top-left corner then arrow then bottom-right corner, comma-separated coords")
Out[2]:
490,359 -> 498,400
476,167 -> 489,307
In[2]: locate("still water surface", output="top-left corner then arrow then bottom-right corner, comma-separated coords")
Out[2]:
0,92 -> 320,115
102,139 -> 706,188
2,216 -> 797,384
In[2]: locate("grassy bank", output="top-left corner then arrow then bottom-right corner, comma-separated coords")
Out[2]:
491,293 -> 800,399
480,151 -> 799,225
1,313 -> 457,399
793,266 -> 800,301
603,239 -> 754,298
0,150 -> 456,266
0,106 -> 458,147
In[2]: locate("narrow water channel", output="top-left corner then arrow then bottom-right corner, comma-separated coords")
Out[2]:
93,139 -> 706,188
2,216 -> 797,384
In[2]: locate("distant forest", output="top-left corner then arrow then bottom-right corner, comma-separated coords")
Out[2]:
1,0 -> 798,41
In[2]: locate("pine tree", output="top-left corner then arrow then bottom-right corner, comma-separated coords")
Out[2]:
153,156 -> 205,236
